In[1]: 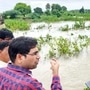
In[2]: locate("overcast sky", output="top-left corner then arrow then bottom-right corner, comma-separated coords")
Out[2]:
0,0 -> 90,13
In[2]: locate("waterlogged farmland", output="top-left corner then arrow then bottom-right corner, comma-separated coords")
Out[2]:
14,21 -> 90,59
14,21 -> 90,90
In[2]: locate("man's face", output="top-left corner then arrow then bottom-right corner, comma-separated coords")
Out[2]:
0,46 -> 10,63
0,38 -> 3,42
21,47 -> 40,69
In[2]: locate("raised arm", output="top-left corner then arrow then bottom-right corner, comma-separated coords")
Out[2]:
50,58 -> 62,90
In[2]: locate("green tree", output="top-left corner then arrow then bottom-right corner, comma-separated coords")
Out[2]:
61,6 -> 67,11
14,3 -> 31,17
34,7 -> 43,15
2,10 -> 20,19
46,3 -> 50,11
51,4 -> 62,12
45,3 -> 51,15
79,6 -> 84,13
45,10 -> 51,15
51,4 -> 62,17
30,13 -> 40,19
51,9 -> 61,17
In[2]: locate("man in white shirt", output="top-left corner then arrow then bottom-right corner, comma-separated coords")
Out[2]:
0,41 -> 9,67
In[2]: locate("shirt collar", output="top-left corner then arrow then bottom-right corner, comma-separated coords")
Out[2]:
0,60 -> 7,67
7,63 -> 32,75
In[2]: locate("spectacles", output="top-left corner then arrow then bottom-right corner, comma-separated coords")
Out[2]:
26,51 -> 39,56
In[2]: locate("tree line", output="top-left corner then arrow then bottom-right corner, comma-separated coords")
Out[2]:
0,2 -> 90,22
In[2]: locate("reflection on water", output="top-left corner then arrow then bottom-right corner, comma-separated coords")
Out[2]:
14,21 -> 90,90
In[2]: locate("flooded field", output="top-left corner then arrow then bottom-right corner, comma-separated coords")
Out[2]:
14,21 -> 90,90
33,46 -> 90,90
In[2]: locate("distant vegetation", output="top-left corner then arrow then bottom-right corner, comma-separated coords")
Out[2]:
1,3 -> 90,21
0,2 -> 90,30
5,19 -> 30,31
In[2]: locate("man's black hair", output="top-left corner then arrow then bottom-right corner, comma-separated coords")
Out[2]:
0,30 -> 5,39
8,36 -> 38,63
0,41 -> 9,50
0,28 -> 14,39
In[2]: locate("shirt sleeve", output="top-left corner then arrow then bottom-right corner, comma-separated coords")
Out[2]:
51,76 -> 62,90
29,78 -> 45,90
